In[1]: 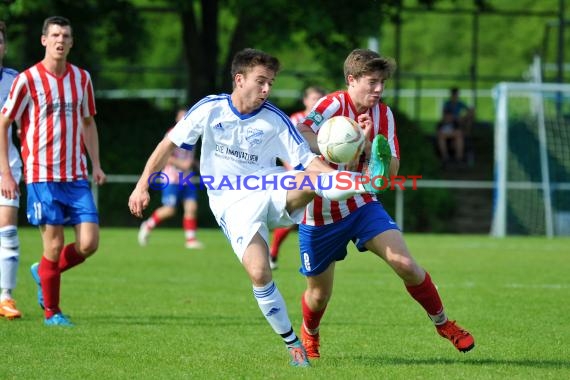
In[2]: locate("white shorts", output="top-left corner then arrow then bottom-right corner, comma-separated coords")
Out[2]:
0,169 -> 21,208
213,168 -> 304,261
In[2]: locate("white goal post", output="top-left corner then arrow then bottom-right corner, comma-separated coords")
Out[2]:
491,82 -> 570,237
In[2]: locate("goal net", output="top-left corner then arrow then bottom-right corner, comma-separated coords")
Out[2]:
491,82 -> 570,237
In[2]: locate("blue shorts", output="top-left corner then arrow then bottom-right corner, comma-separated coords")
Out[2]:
161,184 -> 198,207
298,201 -> 399,276
26,181 -> 99,226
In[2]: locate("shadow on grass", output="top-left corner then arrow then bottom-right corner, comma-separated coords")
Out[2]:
351,355 -> 570,369
85,314 -> 265,326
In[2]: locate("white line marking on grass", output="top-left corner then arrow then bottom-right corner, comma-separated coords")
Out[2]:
436,282 -> 569,289
505,283 -> 570,289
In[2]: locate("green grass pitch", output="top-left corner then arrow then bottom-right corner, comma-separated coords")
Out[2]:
3,227 -> 569,379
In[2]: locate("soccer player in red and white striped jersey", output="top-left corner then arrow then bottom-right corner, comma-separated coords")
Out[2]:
0,16 -> 106,327
296,49 -> 474,357
300,89 -> 399,226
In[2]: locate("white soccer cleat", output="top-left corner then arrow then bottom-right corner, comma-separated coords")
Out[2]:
138,221 -> 149,246
185,239 -> 204,249
269,257 -> 279,270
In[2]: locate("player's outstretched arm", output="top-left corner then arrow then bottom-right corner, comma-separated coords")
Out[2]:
128,136 -> 177,218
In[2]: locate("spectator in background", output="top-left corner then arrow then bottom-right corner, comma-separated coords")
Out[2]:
269,85 -> 326,270
0,21 -> 23,320
0,16 -> 106,327
436,109 -> 464,163
138,108 -> 204,249
436,87 -> 474,164
289,86 -> 327,125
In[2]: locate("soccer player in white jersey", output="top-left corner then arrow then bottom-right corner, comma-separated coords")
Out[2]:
0,16 -> 106,327
129,48 -> 370,367
0,21 -> 23,320
296,49 -> 475,358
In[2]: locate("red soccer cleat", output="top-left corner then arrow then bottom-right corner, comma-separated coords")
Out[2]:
300,324 -> 321,358
436,320 -> 475,352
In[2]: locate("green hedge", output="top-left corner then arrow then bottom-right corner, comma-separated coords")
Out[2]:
17,99 -> 451,232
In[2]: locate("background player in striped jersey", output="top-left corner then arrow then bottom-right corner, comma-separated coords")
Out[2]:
128,48 -> 371,367
138,108 -> 204,249
269,85 -> 326,270
296,49 -> 474,358
0,16 -> 106,327
0,21 -> 23,320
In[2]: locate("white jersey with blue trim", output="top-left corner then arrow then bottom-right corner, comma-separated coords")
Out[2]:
0,67 -> 22,171
168,93 -> 316,213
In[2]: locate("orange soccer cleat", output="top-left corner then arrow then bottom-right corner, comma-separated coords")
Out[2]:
0,299 -> 22,320
300,324 -> 321,358
436,320 -> 475,353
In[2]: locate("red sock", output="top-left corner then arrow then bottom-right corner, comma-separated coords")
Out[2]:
39,256 -> 61,318
183,217 -> 197,239
147,212 -> 162,229
405,272 -> 443,316
301,292 -> 327,332
270,227 -> 292,258
59,243 -> 86,272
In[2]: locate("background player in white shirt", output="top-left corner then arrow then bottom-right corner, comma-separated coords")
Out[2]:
0,16 -> 106,327
0,21 -> 23,320
128,48 -> 369,367
296,49 -> 474,358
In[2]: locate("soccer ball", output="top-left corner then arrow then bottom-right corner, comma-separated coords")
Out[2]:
317,116 -> 365,164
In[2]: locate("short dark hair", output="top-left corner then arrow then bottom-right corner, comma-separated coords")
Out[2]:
304,85 -> 326,98
344,49 -> 396,85
230,48 -> 280,83
42,16 -> 72,36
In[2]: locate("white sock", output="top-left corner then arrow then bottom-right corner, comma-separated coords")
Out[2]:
315,171 -> 366,201
0,226 -> 19,293
253,281 -> 297,343
0,250 -> 19,291
429,311 -> 448,326
0,288 -> 12,302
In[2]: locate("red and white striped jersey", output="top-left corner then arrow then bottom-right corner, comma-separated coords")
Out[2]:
289,110 -> 306,125
1,62 -> 96,183
300,90 -> 399,226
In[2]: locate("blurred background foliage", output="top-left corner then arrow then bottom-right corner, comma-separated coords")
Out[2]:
1,0 -> 567,231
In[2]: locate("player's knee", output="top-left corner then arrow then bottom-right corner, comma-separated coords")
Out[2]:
162,207 -> 176,218
391,257 -> 421,282
77,240 -> 99,257
248,267 -> 272,285
306,288 -> 331,308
